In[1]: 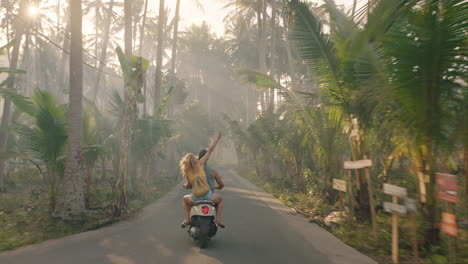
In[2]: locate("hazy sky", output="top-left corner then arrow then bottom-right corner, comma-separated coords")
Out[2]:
150,0 -> 366,36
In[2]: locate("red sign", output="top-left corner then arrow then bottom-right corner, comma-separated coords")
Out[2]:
436,173 -> 459,203
440,213 -> 457,237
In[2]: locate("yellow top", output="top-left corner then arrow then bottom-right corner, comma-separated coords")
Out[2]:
186,167 -> 206,184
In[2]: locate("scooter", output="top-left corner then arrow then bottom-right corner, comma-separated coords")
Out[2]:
186,200 -> 218,248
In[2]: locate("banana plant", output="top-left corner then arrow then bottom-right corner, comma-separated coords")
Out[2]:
114,46 -> 149,216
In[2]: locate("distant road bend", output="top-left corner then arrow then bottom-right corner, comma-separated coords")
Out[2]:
0,168 -> 376,264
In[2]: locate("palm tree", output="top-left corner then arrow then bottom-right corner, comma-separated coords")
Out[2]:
53,0 -> 86,221
287,0 -> 415,221
378,0 -> 467,242
0,89 -> 68,211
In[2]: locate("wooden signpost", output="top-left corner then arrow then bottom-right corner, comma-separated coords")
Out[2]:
343,159 -> 372,169
346,170 -> 355,221
333,179 -> 347,192
436,173 -> 459,203
344,158 -> 377,241
383,183 -> 408,264
436,173 -> 459,264
333,179 -> 347,214
441,213 -> 457,237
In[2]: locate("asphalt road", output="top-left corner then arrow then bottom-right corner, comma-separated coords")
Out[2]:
0,168 -> 376,264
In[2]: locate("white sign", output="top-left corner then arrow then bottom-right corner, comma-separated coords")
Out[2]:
344,159 -> 373,169
384,201 -> 407,215
333,179 -> 347,192
383,183 -> 408,198
404,198 -> 417,212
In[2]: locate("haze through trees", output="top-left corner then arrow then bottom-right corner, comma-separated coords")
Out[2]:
0,0 -> 466,261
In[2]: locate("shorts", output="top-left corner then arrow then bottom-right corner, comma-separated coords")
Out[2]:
191,190 -> 215,202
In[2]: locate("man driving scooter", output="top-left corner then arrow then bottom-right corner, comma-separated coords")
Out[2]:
182,149 -> 225,228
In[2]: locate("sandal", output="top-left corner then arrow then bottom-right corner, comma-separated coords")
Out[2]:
181,220 -> 190,228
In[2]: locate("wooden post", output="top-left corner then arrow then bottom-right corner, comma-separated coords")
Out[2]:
446,201 -> 457,264
411,212 -> 419,264
364,155 -> 377,242
347,170 -> 354,222
339,192 -> 344,214
392,195 -> 399,264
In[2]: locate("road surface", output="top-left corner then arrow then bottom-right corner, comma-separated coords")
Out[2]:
0,168 -> 376,264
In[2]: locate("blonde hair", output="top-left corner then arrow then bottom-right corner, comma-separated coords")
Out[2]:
179,153 -> 199,178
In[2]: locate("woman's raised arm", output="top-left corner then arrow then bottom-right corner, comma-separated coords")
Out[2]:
199,131 -> 222,166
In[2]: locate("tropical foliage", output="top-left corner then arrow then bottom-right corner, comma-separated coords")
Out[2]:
0,0 -> 466,262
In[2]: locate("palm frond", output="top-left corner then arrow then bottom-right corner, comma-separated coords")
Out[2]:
0,88 -> 35,115
108,89 -> 125,120
289,0 -> 340,83
0,67 -> 26,74
156,86 -> 174,118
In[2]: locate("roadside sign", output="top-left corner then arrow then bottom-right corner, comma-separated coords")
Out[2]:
441,213 -> 457,237
436,173 -> 459,203
383,183 -> 408,198
404,198 -> 417,212
384,201 -> 407,215
344,159 -> 372,169
333,179 -> 347,192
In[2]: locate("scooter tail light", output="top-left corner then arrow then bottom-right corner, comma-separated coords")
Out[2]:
201,206 -> 210,215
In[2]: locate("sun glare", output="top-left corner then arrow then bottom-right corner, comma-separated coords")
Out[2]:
27,5 -> 39,17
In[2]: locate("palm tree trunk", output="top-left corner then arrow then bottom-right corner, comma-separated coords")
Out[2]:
154,0 -> 165,114
256,0 -> 267,111
352,0 -> 357,17
269,0 -> 277,108
53,0 -> 85,220
92,0 -> 115,102
142,153 -> 151,201
170,0 -> 181,75
85,166 -> 93,208
124,0 -> 132,56
115,108 -> 130,215
57,21 -> 70,103
139,0 -> 149,57
139,0 -> 149,115
257,0 -> 266,72
114,0 -> 133,216
20,32 -> 31,95
95,5 -> 99,67
283,12 -> 298,92
294,153 -> 306,193
0,4 -> 25,191
167,0 -> 181,117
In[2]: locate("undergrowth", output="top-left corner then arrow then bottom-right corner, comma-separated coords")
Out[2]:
237,167 -> 468,264
0,168 -> 178,251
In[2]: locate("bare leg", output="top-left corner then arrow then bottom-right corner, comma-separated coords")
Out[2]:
182,195 -> 193,225
212,194 -> 224,227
